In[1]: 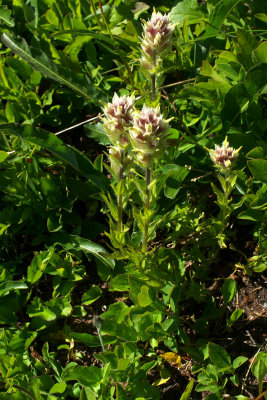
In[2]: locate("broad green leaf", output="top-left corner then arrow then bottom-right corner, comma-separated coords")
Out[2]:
208,342 -> 231,368
0,124 -> 108,190
62,366 -> 102,386
82,286 -> 102,305
137,285 -> 152,307
0,280 -> 28,296
251,352 -> 267,394
109,274 -> 130,291
246,147 -> 265,159
222,279 -> 236,305
1,33 -> 99,103
49,383 -> 67,395
27,298 -> 57,321
232,356 -> 248,370
248,159 -> 267,184
201,0 -> 243,39
170,0 -> 204,25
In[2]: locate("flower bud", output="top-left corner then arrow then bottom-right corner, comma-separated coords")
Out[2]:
208,137 -> 242,169
141,10 -> 176,73
103,93 -> 135,148
129,104 -> 170,166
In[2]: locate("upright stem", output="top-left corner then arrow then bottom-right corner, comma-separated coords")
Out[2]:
145,167 -> 151,208
98,0 -> 134,87
90,0 -> 102,29
151,74 -> 156,100
118,150 -> 124,232
142,166 -> 151,253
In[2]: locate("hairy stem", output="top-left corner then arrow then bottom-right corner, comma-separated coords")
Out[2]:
142,167 -> 151,252
118,150 -> 124,232
151,74 -> 156,100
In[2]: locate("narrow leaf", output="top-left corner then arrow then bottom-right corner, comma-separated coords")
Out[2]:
1,33 -> 99,103
0,124 -> 108,191
51,233 -> 115,269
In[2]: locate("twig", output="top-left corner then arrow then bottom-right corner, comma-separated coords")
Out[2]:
55,115 -> 102,135
241,348 -> 261,394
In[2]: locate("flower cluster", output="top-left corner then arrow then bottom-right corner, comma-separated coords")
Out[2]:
141,10 -> 175,73
103,93 -> 135,149
208,136 -> 241,169
129,105 -> 170,166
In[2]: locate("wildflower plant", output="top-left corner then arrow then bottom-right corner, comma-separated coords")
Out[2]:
207,137 -> 242,248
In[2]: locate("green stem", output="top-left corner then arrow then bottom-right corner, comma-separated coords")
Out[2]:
151,74 -> 156,100
142,167 -> 151,253
98,0 -> 134,86
12,385 -> 36,400
118,150 -> 124,233
90,0 -> 102,29
96,327 -> 105,352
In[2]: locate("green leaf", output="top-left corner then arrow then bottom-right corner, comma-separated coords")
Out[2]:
248,159 -> 267,184
66,328 -> 117,347
0,280 -> 28,296
79,387 -> 97,400
238,209 -> 264,222
252,42 -> 267,64
49,383 -> 67,395
251,352 -> 267,394
208,343 -> 231,369
222,279 -> 236,305
221,64 -> 267,126
1,33 -> 99,103
27,298 -> 57,321
137,285 -> 153,307
109,274 -> 130,291
232,356 -> 248,370
0,5 -> 14,27
62,366 -> 102,386
52,233 -> 114,269
180,379 -> 195,400
0,124 -> 108,190
226,308 -> 243,329
82,286 -> 102,305
0,150 -> 9,162
170,0 -> 204,25
201,0 -> 243,39
246,147 -> 265,159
